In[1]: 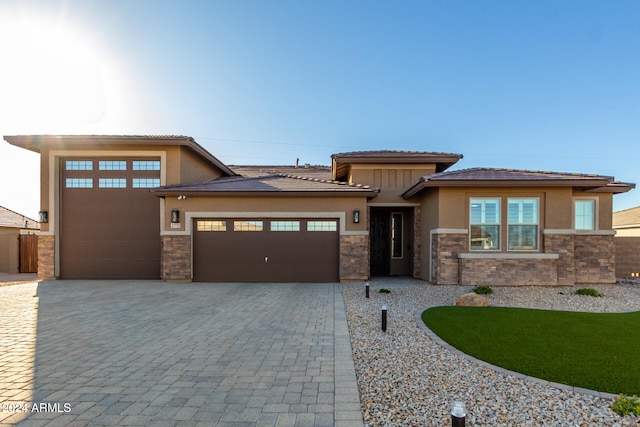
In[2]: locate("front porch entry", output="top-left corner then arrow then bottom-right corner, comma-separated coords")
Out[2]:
369,207 -> 414,277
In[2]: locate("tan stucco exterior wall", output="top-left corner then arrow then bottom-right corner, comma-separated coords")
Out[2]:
414,186 -> 617,285
0,227 -> 19,273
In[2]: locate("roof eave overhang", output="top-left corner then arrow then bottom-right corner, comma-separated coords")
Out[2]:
150,190 -> 379,198
3,135 -> 237,177
402,179 -> 616,199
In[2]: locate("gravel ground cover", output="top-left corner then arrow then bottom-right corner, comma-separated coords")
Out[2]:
343,280 -> 640,427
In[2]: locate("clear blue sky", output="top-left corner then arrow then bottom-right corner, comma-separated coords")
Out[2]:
1,0 -> 638,219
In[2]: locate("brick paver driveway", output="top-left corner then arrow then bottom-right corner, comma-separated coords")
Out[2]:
0,281 -> 362,426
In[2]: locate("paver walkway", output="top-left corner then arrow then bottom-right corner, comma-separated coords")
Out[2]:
0,280 -> 362,426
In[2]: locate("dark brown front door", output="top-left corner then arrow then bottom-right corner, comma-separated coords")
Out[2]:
59,157 -> 161,279
193,218 -> 339,282
370,207 -> 414,277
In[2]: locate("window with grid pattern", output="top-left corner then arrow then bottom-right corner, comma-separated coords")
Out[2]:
132,160 -> 160,170
197,220 -> 227,231
307,221 -> 337,232
132,178 -> 160,188
270,221 -> 300,231
508,198 -> 539,250
470,198 -> 500,250
99,160 -> 127,170
66,178 -> 93,188
99,178 -> 127,188
65,160 -> 93,170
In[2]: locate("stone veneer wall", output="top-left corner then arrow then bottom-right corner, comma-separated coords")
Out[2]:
340,234 -> 369,281
430,233 -> 466,284
413,206 -> 421,278
459,257 -> 558,286
543,233 -> 575,286
615,236 -> 640,278
574,234 -> 616,284
161,235 -> 191,281
38,234 -> 55,280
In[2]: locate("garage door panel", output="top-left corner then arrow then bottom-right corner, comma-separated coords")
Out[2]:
60,157 -> 161,279
193,219 -> 338,283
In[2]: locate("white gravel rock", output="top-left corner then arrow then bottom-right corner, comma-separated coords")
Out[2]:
343,281 -> 640,427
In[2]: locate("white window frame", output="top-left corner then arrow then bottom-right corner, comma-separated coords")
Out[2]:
574,197 -> 598,231
469,198 -> 501,251
507,197 -> 539,251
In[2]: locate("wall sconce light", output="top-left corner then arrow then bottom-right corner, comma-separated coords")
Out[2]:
353,209 -> 360,223
177,195 -> 187,200
39,210 -> 48,223
171,209 -> 180,224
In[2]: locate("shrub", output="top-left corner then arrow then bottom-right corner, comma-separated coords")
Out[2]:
611,394 -> 640,416
379,288 -> 391,294
576,288 -> 602,297
473,285 -> 493,295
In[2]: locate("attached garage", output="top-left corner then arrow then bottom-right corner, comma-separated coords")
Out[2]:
193,218 -> 339,282
59,157 -> 161,279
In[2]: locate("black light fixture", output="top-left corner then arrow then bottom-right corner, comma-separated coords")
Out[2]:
39,210 -> 48,223
171,209 -> 180,224
353,209 -> 360,223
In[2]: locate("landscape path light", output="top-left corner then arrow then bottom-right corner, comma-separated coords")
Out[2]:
381,304 -> 387,332
451,401 -> 466,427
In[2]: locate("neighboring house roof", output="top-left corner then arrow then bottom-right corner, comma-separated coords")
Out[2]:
230,165 -> 332,179
613,206 -> 640,229
3,135 -> 237,177
403,167 -> 635,198
331,150 -> 463,181
0,206 -> 39,229
150,173 -> 379,197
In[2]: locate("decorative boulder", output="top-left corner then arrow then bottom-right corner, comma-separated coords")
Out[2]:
455,293 -> 490,307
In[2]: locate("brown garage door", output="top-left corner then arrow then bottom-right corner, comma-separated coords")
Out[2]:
60,157 -> 161,279
193,218 -> 339,282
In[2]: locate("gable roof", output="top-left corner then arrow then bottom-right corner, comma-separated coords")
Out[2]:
150,173 -> 379,198
0,206 -> 39,229
403,167 -> 635,198
230,165 -> 332,179
613,206 -> 640,228
331,150 -> 462,181
3,135 -> 237,177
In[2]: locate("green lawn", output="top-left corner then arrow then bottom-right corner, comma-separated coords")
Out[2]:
422,306 -> 640,395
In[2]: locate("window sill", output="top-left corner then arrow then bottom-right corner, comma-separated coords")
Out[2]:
459,253 -> 559,260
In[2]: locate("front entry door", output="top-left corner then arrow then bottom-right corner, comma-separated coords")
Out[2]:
370,209 -> 391,276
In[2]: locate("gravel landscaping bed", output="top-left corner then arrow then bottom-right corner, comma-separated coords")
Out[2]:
343,280 -> 640,426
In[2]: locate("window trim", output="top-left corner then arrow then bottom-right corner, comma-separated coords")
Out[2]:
469,198 -> 501,251
507,197 -> 539,251
574,197 -> 598,231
